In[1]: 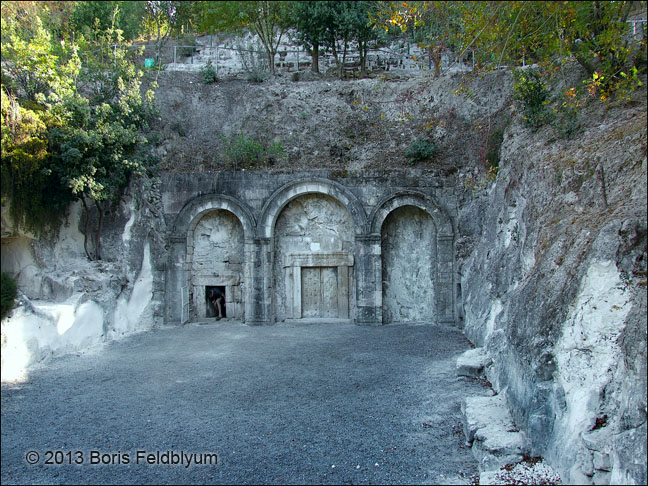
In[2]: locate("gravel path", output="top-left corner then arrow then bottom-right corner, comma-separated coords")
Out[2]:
2,320 -> 488,485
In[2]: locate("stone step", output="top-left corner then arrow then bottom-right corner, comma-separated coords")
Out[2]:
456,346 -> 492,378
461,392 -> 530,472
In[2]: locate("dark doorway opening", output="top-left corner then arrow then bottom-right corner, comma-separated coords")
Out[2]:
205,286 -> 227,318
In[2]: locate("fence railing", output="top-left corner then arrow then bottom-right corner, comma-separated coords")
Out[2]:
76,19 -> 647,78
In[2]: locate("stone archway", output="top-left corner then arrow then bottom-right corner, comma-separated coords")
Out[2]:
369,191 -> 455,325
166,195 -> 256,325
381,206 -> 437,323
272,193 -> 355,321
190,210 -> 245,320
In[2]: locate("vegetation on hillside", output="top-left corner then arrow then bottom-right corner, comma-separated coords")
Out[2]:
1,1 -> 646,256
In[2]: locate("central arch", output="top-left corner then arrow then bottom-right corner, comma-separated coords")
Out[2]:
259,180 -> 367,323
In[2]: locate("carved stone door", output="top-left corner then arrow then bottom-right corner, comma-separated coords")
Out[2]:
301,267 -> 338,318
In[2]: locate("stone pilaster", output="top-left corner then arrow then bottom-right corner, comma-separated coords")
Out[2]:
436,235 -> 455,324
354,234 -> 382,325
165,236 -> 188,324
247,237 -> 272,325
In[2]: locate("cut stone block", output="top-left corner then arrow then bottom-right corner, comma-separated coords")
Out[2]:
462,393 -> 530,472
456,347 -> 492,378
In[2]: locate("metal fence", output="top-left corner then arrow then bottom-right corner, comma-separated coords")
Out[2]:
77,18 -> 647,78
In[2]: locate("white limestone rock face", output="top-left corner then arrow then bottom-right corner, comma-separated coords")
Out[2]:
549,260 -> 642,485
458,93 -> 647,483
2,175 -> 166,381
110,241 -> 154,337
1,294 -> 104,382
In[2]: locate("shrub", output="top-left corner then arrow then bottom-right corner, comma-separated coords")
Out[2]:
221,133 -> 283,169
513,68 -> 555,130
200,60 -> 218,84
236,41 -> 269,83
406,137 -> 437,164
1,273 -> 18,320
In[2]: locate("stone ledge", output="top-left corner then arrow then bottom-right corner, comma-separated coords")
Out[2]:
462,393 -> 530,472
456,347 -> 492,378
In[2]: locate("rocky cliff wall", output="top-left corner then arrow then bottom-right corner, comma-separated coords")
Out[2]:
1,175 -> 167,381
459,90 -> 647,484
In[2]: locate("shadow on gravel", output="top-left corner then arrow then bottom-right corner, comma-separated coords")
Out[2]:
2,321 -> 490,485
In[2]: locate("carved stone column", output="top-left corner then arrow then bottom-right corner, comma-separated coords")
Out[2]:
247,237 -> 272,325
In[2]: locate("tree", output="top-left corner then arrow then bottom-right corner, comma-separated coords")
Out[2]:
200,1 -> 292,76
345,1 -> 382,78
48,28 -> 157,260
378,1 -> 645,98
291,1 -> 338,74
71,1 -> 148,41
378,1 -> 463,77
1,17 -> 78,102
1,16 -> 79,234
144,0 -> 178,66
2,18 -> 157,259
1,1 -> 76,44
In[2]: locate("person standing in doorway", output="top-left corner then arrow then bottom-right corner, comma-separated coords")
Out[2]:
210,288 -> 224,320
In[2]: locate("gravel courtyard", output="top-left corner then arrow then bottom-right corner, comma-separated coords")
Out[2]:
2,320 -> 489,485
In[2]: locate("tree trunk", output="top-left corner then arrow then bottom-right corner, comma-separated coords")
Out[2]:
312,42 -> 319,73
429,46 -> 442,78
80,194 -> 94,261
331,42 -> 339,65
360,41 -> 367,78
94,200 -> 104,261
341,39 -> 348,79
267,49 -> 275,75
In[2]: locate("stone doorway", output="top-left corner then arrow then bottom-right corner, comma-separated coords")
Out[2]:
301,267 -> 338,318
273,193 -> 355,322
190,209 -> 245,320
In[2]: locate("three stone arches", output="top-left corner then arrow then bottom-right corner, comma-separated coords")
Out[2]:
168,182 -> 454,325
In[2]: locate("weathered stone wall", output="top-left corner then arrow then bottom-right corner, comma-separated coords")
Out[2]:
162,169 -> 457,327
458,96 -> 647,484
1,175 -> 167,381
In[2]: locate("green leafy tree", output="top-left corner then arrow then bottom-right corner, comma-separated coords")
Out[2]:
380,1 -> 645,98
71,1 -> 147,41
321,1 -> 381,78
343,1 -> 382,78
48,30 -> 157,260
2,18 -> 157,259
200,1 -> 293,76
1,1 -> 76,44
144,0 -> 179,66
1,86 -> 73,233
291,1 -> 338,74
1,17 -> 78,102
